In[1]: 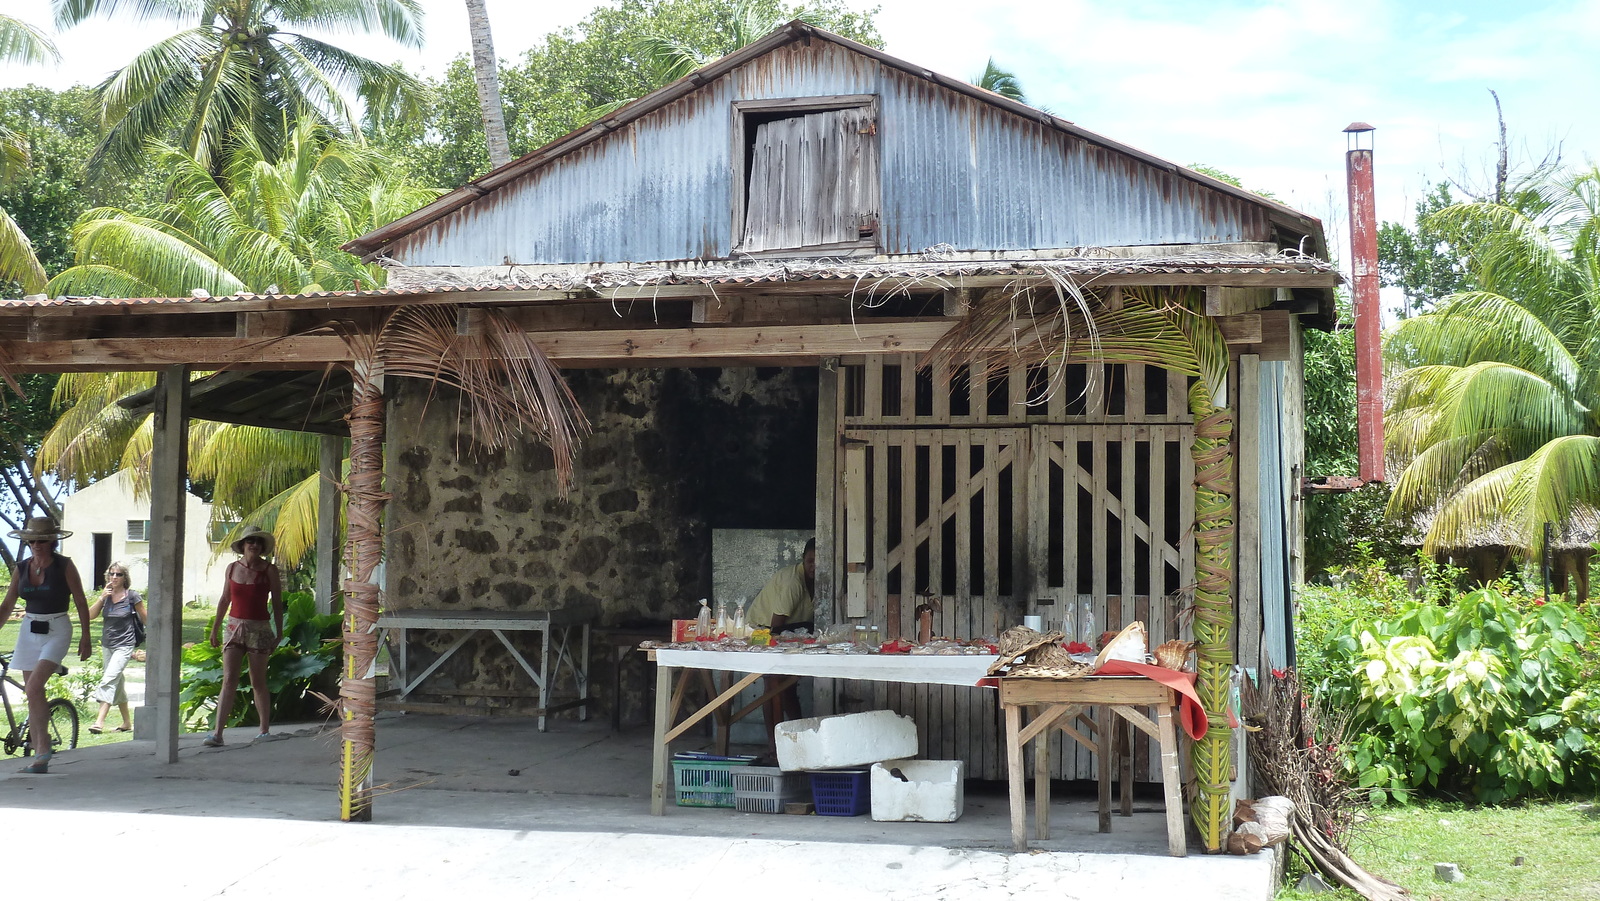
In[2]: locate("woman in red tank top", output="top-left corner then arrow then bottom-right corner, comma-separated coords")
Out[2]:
203,526 -> 284,747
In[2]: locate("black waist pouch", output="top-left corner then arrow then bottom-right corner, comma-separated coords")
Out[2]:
29,619 -> 50,634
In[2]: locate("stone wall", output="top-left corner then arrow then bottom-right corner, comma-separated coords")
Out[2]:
383,366 -> 818,718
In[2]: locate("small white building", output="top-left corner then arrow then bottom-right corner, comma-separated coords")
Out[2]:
58,469 -> 232,607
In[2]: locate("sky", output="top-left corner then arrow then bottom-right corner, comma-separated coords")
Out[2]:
4,0 -> 1597,261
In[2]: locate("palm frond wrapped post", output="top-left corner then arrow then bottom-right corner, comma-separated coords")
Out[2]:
339,356 -> 386,821
332,305 -> 588,822
926,280 -> 1236,851
1186,380 -> 1235,851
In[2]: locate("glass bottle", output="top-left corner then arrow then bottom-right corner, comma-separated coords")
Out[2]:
695,598 -> 711,639
1078,599 -> 1096,646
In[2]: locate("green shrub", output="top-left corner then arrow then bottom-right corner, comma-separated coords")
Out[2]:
1317,587 -> 1598,804
178,590 -> 341,730
1295,545 -> 1456,688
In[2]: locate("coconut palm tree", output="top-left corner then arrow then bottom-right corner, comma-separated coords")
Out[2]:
926,279 -> 1237,850
39,123 -> 435,561
51,0 -> 426,179
1385,165 -> 1600,562
0,14 -> 59,294
464,0 -> 511,170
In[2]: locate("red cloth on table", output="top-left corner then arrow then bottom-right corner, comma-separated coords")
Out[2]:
1094,660 -> 1236,741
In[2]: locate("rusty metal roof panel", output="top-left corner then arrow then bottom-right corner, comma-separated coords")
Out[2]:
368,30 -> 1303,269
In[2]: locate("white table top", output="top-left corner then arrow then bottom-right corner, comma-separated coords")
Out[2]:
653,648 -> 999,687
377,608 -> 591,629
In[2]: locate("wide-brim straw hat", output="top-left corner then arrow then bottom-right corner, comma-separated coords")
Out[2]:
230,525 -> 276,557
986,626 -> 1066,676
9,516 -> 71,542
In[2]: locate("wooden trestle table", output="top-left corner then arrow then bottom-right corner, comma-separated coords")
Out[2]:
1000,676 -> 1188,856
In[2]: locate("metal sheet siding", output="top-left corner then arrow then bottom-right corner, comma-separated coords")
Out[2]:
390,41 -> 1270,266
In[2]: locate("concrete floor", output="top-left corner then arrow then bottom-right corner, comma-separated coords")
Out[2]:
2,714 -> 1277,900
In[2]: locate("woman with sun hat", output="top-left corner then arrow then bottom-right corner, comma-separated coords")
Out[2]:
0,516 -> 91,773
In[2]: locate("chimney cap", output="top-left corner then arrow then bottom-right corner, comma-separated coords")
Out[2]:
1343,121 -> 1376,133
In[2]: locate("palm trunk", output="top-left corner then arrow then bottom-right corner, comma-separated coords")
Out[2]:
1188,382 -> 1235,852
465,0 -> 512,170
339,361 -> 386,821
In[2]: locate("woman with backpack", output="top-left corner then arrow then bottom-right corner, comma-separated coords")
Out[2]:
87,562 -> 146,734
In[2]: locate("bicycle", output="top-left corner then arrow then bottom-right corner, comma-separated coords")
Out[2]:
0,652 -> 80,757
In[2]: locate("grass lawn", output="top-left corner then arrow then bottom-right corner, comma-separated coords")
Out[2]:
1277,800 -> 1600,900
2,605 -> 215,752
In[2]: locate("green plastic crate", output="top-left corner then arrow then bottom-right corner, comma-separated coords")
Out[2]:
671,754 -> 755,808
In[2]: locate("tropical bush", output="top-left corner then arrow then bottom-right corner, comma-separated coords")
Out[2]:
1314,586 -> 1599,804
178,590 -> 340,730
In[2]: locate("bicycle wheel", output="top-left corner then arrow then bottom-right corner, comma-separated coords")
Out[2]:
47,699 -> 79,751
22,699 -> 80,755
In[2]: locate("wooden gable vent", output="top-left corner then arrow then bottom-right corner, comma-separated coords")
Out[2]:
736,97 -> 880,254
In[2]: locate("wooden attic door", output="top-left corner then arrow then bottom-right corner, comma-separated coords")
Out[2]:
738,104 -> 879,253
832,354 -> 1195,782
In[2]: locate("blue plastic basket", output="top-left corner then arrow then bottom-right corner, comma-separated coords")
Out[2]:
809,769 -> 870,817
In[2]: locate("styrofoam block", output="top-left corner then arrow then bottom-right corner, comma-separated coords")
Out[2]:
774,710 -> 917,772
870,759 -> 964,823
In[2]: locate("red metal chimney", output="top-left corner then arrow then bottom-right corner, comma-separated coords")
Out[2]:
1345,122 -> 1385,484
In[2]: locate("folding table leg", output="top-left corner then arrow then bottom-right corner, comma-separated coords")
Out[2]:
1006,702 -> 1027,851
1097,705 -> 1113,833
651,663 -> 673,816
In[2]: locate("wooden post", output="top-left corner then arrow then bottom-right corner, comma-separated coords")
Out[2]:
315,434 -> 342,615
340,362 -> 384,821
140,365 -> 188,763
814,358 -> 839,714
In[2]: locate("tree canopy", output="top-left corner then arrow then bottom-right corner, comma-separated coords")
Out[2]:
54,0 -> 427,178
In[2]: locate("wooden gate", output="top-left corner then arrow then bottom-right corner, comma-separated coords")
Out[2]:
828,354 -> 1196,781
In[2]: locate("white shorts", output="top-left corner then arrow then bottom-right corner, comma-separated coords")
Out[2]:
12,612 -> 72,672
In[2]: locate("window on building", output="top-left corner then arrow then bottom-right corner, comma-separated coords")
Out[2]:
127,519 -> 151,542
735,97 -> 879,254
209,520 -> 241,544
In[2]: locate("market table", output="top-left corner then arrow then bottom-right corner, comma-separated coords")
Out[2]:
377,609 -> 591,731
1000,674 -> 1188,856
646,649 -> 998,816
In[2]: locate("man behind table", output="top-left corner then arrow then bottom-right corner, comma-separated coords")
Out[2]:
746,538 -> 815,750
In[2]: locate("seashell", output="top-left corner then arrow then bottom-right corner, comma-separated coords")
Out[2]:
1154,639 -> 1197,671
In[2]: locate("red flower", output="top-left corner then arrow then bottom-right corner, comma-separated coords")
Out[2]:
1272,668 -> 1288,679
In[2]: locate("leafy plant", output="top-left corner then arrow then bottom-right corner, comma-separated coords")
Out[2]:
178,590 -> 341,730
1318,587 -> 1598,804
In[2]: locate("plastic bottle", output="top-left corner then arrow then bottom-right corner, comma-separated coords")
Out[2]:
695,598 -> 711,639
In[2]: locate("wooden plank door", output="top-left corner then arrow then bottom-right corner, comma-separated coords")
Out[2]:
1028,423 -> 1195,780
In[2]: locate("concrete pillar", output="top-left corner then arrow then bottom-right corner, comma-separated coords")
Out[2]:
315,434 -> 343,615
137,365 -> 187,762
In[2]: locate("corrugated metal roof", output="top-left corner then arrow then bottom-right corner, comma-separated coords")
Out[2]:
1,253 -> 1339,310
344,22 -> 1325,264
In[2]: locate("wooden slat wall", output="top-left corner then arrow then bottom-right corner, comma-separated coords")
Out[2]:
834,356 -> 1196,781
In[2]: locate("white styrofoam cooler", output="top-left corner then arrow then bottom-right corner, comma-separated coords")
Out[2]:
870,759 -> 965,822
774,710 -> 917,771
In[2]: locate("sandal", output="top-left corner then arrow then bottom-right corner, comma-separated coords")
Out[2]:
88,725 -> 104,734
19,752 -> 51,774
114,726 -> 132,733
202,735 -> 224,748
